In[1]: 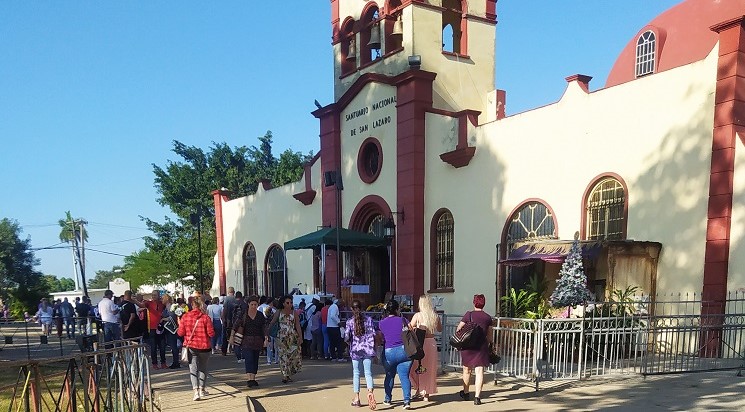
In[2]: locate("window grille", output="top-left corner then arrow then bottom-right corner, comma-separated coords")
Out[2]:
586,178 -> 625,240
243,243 -> 258,297
635,31 -> 656,77
435,211 -> 454,289
368,215 -> 384,237
266,245 -> 286,296
506,202 -> 556,250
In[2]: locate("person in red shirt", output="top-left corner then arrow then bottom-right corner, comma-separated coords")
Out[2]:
321,299 -> 331,360
177,296 -> 215,401
135,291 -> 167,369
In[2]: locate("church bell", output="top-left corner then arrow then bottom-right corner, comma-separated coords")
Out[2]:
367,22 -> 381,48
391,15 -> 403,36
347,38 -> 357,60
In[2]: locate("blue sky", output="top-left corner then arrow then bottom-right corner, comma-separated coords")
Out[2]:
0,1 -> 681,282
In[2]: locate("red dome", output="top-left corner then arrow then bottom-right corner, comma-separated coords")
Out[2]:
605,0 -> 745,88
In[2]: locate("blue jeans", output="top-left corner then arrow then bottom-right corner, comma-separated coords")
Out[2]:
352,357 -> 374,393
103,322 -> 121,344
266,337 -> 275,363
383,345 -> 412,403
211,319 -> 223,349
321,324 -> 330,357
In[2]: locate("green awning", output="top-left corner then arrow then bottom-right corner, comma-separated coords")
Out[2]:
284,227 -> 387,251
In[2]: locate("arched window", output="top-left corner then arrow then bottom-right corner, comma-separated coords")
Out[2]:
506,201 -> 557,251
385,0 -> 403,52
242,242 -> 258,297
585,177 -> 626,240
635,30 -> 656,77
360,4 -> 381,65
442,0 -> 467,55
265,245 -> 286,296
368,214 -> 385,237
341,18 -> 357,75
430,210 -> 454,290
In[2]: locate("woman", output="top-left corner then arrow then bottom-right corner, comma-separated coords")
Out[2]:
177,296 -> 215,401
409,295 -> 442,402
378,299 -> 412,409
207,297 -> 223,354
268,295 -> 302,383
456,294 -> 493,406
161,294 -> 181,369
36,299 -> 53,336
234,295 -> 269,387
344,300 -> 377,409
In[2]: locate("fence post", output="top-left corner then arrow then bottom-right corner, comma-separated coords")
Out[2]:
533,319 -> 541,392
578,314 -> 586,380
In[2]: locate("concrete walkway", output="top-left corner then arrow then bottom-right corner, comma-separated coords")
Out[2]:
150,353 -> 745,411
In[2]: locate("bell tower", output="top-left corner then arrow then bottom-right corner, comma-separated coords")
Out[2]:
330,0 -> 498,114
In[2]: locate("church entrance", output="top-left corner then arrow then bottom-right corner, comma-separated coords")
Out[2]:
346,214 -> 390,307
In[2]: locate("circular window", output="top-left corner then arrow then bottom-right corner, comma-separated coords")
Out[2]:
357,138 -> 382,183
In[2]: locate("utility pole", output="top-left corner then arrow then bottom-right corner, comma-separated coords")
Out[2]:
79,220 -> 88,298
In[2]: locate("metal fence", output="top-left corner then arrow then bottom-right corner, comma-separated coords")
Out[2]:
1,317 -> 99,361
439,292 -> 745,391
1,339 -> 153,412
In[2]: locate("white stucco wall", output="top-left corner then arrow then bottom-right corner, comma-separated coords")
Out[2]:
217,161 -> 322,296
423,47 -> 718,314
728,133 -> 745,293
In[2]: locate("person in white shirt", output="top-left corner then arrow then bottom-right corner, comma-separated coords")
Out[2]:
327,298 -> 344,361
98,290 -> 121,343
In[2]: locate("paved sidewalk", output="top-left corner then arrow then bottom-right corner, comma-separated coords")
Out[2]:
150,354 -> 745,411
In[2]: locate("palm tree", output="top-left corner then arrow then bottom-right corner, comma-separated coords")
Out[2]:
58,211 -> 88,296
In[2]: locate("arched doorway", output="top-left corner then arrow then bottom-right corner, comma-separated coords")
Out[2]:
265,244 -> 286,297
242,242 -> 258,297
499,200 -> 558,296
349,196 -> 392,305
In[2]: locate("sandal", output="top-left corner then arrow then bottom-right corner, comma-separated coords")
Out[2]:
367,391 -> 377,410
422,391 -> 429,402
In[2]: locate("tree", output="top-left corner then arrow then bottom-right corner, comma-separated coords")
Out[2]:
143,133 -> 311,292
550,233 -> 593,308
0,218 -> 47,317
122,249 -> 177,291
88,267 -> 120,289
43,275 -> 76,293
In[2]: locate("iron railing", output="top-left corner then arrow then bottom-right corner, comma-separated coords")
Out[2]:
1,339 -> 153,412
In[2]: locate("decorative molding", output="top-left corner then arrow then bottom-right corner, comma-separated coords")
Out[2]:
292,190 -> 317,206
439,146 -> 475,168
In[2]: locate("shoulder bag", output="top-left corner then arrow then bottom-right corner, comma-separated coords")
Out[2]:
449,311 -> 484,350
181,317 -> 200,364
229,315 -> 245,346
401,317 -> 424,360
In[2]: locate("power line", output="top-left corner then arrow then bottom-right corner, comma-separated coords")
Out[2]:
87,221 -> 150,231
90,237 -> 146,247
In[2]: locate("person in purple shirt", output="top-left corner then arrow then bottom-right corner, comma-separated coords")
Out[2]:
377,299 -> 413,409
343,300 -> 377,409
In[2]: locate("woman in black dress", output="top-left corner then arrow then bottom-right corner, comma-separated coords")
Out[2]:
235,295 -> 269,387
456,294 -> 493,405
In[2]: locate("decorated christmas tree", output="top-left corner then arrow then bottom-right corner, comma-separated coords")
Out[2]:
550,232 -> 592,308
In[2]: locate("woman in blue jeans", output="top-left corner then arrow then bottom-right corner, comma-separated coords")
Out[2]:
343,300 -> 377,409
378,299 -> 412,409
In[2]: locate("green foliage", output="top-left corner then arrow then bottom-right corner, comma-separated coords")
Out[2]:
143,133 -> 311,292
42,275 -> 76,293
501,288 -> 538,318
526,298 -> 551,320
58,211 -> 87,243
0,218 -> 47,314
610,285 -> 640,316
526,272 -> 548,297
87,267 -> 121,289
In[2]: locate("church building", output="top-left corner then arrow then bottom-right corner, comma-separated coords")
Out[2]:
211,0 -> 745,317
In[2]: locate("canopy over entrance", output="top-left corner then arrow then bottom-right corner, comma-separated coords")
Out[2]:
284,227 -> 387,251
500,239 -> 604,266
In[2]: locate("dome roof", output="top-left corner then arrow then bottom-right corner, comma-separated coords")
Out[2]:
605,0 -> 745,88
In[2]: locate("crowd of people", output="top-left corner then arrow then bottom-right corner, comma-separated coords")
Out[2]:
19,289 -> 496,407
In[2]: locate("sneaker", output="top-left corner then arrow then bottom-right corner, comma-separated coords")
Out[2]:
193,391 -> 201,401
238,359 -> 244,363
169,363 -> 181,369
152,364 -> 160,370
402,402 -> 411,410
474,397 -> 482,405
383,400 -> 392,406
200,389 -> 209,396
458,390 -> 470,401
159,363 -> 167,370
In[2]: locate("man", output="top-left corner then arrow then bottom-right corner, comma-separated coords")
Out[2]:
321,299 -> 331,360
120,290 -> 140,340
326,298 -> 344,361
75,297 -> 91,335
220,287 -> 236,355
98,290 -> 121,344
230,291 -> 248,363
134,291 -> 167,369
60,297 -> 75,339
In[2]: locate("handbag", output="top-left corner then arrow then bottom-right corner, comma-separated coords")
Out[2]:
401,318 -> 424,360
489,343 -> 501,364
181,318 -> 200,363
163,317 -> 177,334
229,326 -> 244,346
449,311 -> 484,350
